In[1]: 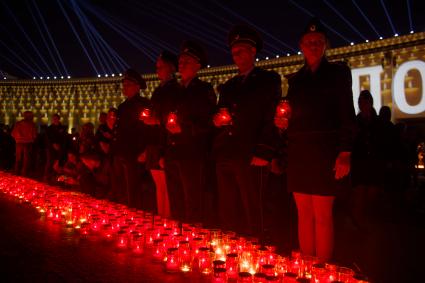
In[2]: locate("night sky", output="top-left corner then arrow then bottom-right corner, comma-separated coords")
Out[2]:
0,0 -> 423,79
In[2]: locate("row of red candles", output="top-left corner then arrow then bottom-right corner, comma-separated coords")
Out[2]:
0,172 -> 369,283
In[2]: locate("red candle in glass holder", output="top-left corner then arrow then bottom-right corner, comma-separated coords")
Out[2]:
152,239 -> 165,262
139,107 -> 151,120
102,223 -> 114,240
254,272 -> 267,283
276,100 -> 291,118
167,112 -> 178,126
226,253 -> 239,280
283,272 -> 298,283
132,235 -> 144,256
116,230 -> 128,250
218,107 -> 232,125
198,247 -> 212,275
165,247 -> 180,273
261,264 -> 276,277
179,240 -> 192,272
239,272 -> 253,283
213,267 -> 228,283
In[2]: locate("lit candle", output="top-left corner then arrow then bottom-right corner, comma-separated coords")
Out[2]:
179,240 -> 192,272
238,272 -> 253,283
167,112 -> 178,126
116,230 -> 128,250
165,247 -> 179,273
139,107 -> 151,120
212,267 -> 228,283
198,247 -> 212,275
275,100 -> 291,118
218,107 -> 232,125
226,253 -> 238,280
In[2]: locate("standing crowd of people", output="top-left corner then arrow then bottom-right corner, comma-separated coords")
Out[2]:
0,19 -> 422,264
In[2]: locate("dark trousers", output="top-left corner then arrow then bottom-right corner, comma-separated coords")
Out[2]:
216,159 -> 268,237
15,143 -> 33,176
44,148 -> 63,182
112,156 -> 142,208
164,158 -> 204,223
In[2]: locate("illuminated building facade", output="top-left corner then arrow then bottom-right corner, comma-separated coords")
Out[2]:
1,32 -> 424,131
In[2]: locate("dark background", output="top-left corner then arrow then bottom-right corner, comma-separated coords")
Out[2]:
0,0 -> 423,78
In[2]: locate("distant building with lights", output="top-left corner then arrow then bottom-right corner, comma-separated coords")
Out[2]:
1,32 -> 424,133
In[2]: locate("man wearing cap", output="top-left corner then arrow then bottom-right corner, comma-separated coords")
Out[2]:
162,41 -> 216,223
142,50 -> 181,218
212,25 -> 282,237
112,68 -> 150,208
277,18 -> 355,261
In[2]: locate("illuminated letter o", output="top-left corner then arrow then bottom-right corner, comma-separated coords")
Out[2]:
393,60 -> 425,115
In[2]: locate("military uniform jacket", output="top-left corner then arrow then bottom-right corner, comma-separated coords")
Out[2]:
114,94 -> 150,160
286,58 -> 356,196
212,67 -> 281,162
165,77 -> 216,160
145,78 -> 181,168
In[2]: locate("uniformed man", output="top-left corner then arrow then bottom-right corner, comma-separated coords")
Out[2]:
142,50 -> 180,218
112,68 -> 149,208
163,41 -> 216,223
212,25 -> 282,237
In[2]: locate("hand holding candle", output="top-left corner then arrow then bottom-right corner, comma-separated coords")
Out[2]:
139,107 -> 159,125
274,100 -> 291,130
213,107 -> 232,127
166,112 -> 181,134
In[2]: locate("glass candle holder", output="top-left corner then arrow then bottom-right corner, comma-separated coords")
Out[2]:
131,234 -> 144,256
79,222 -> 90,237
116,230 -> 128,250
290,251 -> 302,276
265,275 -> 280,283
299,256 -> 316,279
261,264 -> 276,277
283,272 -> 298,283
198,247 -> 213,275
337,267 -> 355,283
218,107 -> 232,125
213,267 -> 228,283
102,223 -> 114,240
165,247 -> 180,273
311,263 -> 328,283
152,239 -> 165,262
226,253 -> 239,280
179,240 -> 192,272
253,272 -> 267,283
238,272 -> 253,283
326,263 -> 338,282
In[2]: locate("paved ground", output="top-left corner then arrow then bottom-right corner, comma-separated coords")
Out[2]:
1,175 -> 425,282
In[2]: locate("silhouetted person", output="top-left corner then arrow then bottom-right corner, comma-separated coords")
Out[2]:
141,51 -> 180,218
44,114 -> 67,182
163,41 -> 216,223
111,68 -> 149,208
278,19 -> 356,261
351,90 -> 384,230
11,111 -> 37,176
213,25 -> 281,238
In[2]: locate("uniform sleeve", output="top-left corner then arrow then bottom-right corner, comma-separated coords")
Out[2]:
191,84 -> 217,136
336,64 -> 356,152
253,72 -> 282,161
